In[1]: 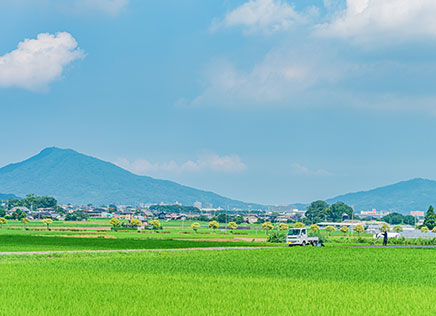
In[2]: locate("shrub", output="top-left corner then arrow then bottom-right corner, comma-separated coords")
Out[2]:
228,222 -> 238,232
325,225 -> 336,236
191,222 -> 200,233
421,226 -> 429,233
353,225 -> 364,235
278,223 -> 289,231
340,226 -> 349,236
310,224 -> 320,232
294,222 -> 305,228
267,230 -> 286,243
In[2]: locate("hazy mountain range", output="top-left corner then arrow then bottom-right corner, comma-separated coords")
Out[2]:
0,147 -> 260,208
1,147 -> 436,213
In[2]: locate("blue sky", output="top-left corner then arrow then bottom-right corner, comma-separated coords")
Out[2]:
2,0 -> 436,205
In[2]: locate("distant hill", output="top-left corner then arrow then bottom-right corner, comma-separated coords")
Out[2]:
327,178 -> 436,213
0,193 -> 20,201
0,147 -> 261,208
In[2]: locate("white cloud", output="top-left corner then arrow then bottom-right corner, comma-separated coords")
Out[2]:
189,46 -> 346,108
115,152 -> 247,175
318,0 -> 436,42
291,163 -> 333,176
0,32 -> 85,91
212,0 -> 306,34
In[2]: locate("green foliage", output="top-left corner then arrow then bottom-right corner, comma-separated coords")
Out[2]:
216,213 -> 231,223
328,202 -> 354,222
393,225 -> 403,233
0,217 -> 7,228
424,205 -> 436,230
228,222 -> 238,231
149,220 -> 162,230
294,222 -> 305,228
278,223 -> 289,231
130,218 -> 142,227
306,200 -> 329,223
191,222 -> 200,232
310,224 -> 320,232
340,226 -> 349,235
65,211 -> 89,221
8,194 -> 57,210
0,209 -> 5,217
266,230 -> 286,243
208,220 -> 219,230
353,225 -> 364,235
325,225 -> 336,236
261,222 -> 274,230
149,205 -> 200,213
380,224 -> 390,232
41,218 -> 53,230
421,226 -> 430,233
20,218 -> 29,225
110,218 -> 121,227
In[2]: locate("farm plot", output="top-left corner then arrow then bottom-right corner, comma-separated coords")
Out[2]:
0,247 -> 435,315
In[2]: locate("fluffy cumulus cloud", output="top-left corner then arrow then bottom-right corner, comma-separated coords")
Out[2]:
212,0 -> 307,33
115,152 -> 247,175
0,32 -> 85,91
318,0 -> 436,42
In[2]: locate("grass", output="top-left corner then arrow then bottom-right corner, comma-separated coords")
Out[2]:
0,234 -> 274,252
1,247 -> 436,315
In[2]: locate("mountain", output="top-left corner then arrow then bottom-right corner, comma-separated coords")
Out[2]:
0,193 -> 20,201
327,178 -> 436,213
0,147 -> 261,208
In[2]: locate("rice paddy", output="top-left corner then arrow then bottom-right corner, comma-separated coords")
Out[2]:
1,247 -> 435,315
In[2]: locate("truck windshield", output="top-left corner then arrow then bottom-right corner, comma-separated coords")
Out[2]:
287,229 -> 302,236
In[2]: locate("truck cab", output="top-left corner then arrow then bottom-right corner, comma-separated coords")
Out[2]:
286,227 -> 320,246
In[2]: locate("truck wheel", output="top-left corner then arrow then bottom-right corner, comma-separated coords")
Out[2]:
301,241 -> 306,246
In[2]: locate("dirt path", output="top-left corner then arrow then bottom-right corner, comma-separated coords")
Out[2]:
0,246 -> 280,256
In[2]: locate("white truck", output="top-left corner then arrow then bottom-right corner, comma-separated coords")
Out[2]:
286,228 -> 322,246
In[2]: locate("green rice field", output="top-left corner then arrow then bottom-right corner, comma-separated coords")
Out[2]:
1,247 -> 435,315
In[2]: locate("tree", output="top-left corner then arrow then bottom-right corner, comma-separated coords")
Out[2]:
228,221 -> 238,233
432,227 -> 436,233
0,209 -> 5,217
380,224 -> 390,232
20,217 -> 29,228
325,225 -> 336,236
234,216 -> 244,225
340,226 -> 349,236
421,226 -> 430,233
191,222 -> 200,233
278,223 -> 289,231
149,220 -> 161,231
310,224 -> 320,232
261,221 -> 274,234
328,202 -> 354,222
0,217 -> 7,229
393,225 -> 403,233
353,224 -> 364,235
130,218 -> 141,227
294,222 -> 305,228
110,217 -> 121,229
216,213 -> 230,223
423,205 -> 436,230
403,215 -> 416,226
41,218 -> 53,230
306,200 -> 329,223
382,213 -> 404,225
209,220 -> 219,232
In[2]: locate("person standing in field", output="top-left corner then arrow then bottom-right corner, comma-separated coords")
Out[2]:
383,231 -> 388,246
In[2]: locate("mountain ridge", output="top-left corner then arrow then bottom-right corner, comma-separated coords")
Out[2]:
0,147 -> 261,208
